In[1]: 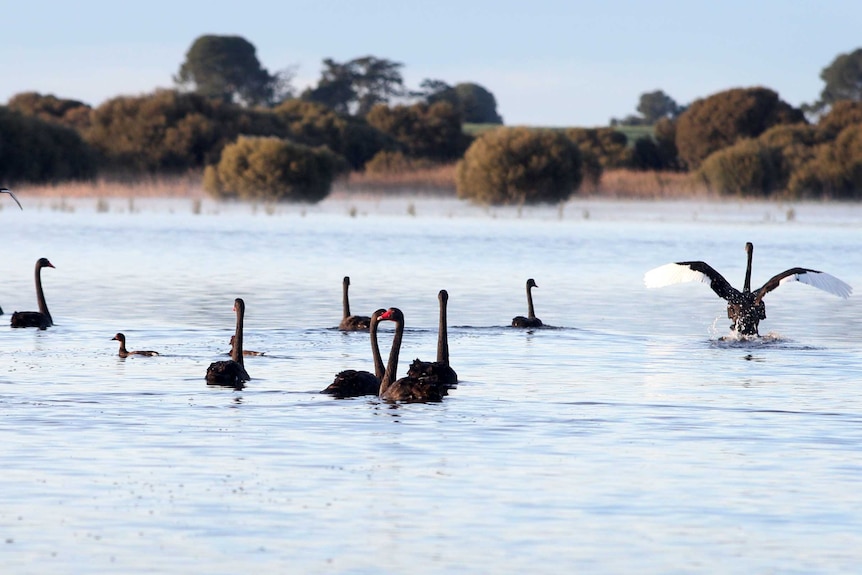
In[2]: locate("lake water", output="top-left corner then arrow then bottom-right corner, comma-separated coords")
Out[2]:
2,195 -> 862,574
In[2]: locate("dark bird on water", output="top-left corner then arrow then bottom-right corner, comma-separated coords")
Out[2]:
11,258 -> 55,330
230,335 -> 264,356
644,242 -> 852,336
407,289 -> 458,387
112,333 -> 159,357
322,309 -> 386,398
512,278 -> 543,328
377,307 -> 448,403
206,298 -> 250,388
338,276 -> 371,331
1,187 -> 23,210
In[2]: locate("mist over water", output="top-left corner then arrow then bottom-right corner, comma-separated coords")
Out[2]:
2,196 -> 862,573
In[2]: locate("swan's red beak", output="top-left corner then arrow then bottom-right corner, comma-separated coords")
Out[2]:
380,309 -> 394,320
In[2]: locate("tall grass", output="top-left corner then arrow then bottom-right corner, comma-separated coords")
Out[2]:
14,166 -> 708,201
16,174 -> 206,198
334,164 -> 458,196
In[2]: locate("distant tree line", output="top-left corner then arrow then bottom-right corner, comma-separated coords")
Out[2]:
2,35 -> 862,204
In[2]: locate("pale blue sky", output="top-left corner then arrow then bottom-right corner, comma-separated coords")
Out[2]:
3,0 -> 860,126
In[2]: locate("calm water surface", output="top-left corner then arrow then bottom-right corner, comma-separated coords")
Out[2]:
2,195 -> 862,573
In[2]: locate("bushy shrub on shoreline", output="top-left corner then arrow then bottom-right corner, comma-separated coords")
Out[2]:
455,127 -> 583,205
203,136 -> 348,202
697,139 -> 783,197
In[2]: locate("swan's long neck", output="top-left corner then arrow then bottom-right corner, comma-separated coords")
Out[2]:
342,278 -> 351,319
370,313 -> 385,380
743,243 -> 753,293
379,314 -> 404,397
35,262 -> 52,325
527,283 -> 537,319
437,291 -> 449,366
232,303 -> 245,368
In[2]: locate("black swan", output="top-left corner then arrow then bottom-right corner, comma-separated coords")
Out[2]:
322,309 -> 386,398
206,298 -> 250,387
407,290 -> 458,386
1,187 -> 23,210
230,335 -> 264,356
512,278 -> 543,328
112,333 -> 159,357
644,242 -> 853,335
378,307 -> 447,402
338,276 -> 371,331
11,258 -> 55,329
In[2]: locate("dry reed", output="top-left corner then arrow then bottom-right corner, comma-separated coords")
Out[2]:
591,169 -> 710,199
16,174 -> 206,199
13,166 -> 713,201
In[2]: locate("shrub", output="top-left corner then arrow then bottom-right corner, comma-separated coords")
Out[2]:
204,136 -> 347,202
271,99 -> 385,169
654,117 -> 681,170
455,127 -> 583,205
784,124 -> 862,198
365,101 -> 469,162
7,91 -> 93,131
565,127 -> 631,169
87,89 -> 287,173
697,139 -> 783,197
816,100 -> 862,140
676,87 -> 805,170
0,107 -> 96,183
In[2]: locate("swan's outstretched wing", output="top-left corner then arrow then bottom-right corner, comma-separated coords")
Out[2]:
0,188 -> 23,210
755,268 -> 853,302
644,261 -> 739,301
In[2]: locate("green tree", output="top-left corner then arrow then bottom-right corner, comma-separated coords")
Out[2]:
303,56 -> 405,116
454,83 -> 503,124
414,79 -> 460,108
812,48 -> 862,111
203,136 -> 347,202
456,127 -> 582,205
175,35 -> 280,106
636,90 -> 681,123
675,87 -> 804,170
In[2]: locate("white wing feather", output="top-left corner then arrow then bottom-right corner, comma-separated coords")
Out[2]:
779,271 -> 853,299
643,263 -> 710,288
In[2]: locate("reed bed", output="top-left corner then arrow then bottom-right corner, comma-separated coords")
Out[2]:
15,174 -> 206,199
12,166 -> 710,201
334,164 -> 458,197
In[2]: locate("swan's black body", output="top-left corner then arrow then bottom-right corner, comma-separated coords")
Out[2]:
323,309 -> 386,398
512,278 -> 543,328
378,308 -> 447,403
11,258 -> 55,330
338,276 -> 371,331
644,242 -> 853,336
206,298 -> 250,388
407,290 -> 458,386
